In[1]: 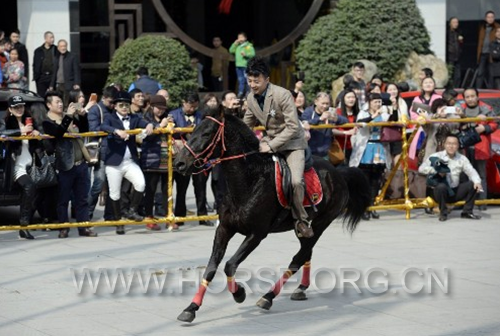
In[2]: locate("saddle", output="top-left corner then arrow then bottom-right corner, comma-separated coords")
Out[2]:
274,154 -> 323,209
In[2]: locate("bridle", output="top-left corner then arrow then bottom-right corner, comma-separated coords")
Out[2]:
182,116 -> 257,174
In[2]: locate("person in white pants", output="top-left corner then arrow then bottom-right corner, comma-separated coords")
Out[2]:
101,91 -> 153,234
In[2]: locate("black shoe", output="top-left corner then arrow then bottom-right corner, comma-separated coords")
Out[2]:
361,212 -> 371,221
199,220 -> 214,226
461,213 -> 481,220
116,225 -> 125,235
424,208 -> 434,215
371,211 -> 380,219
58,229 -> 69,238
439,215 -> 447,222
79,228 -> 98,237
19,230 -> 34,240
127,211 -> 144,221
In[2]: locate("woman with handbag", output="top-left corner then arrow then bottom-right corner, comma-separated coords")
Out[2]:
350,93 -> 391,220
382,83 -> 409,166
2,96 -> 41,239
332,89 -> 359,165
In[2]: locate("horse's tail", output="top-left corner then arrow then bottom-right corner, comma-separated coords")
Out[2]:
337,167 -> 371,233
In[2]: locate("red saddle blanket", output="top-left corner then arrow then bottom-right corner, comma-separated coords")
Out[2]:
275,161 -> 323,208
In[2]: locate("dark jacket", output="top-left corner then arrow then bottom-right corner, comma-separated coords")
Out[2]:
490,40 -> 500,77
101,112 -> 150,166
12,41 -> 29,79
43,114 -> 89,171
447,29 -> 462,63
169,107 -> 204,140
33,44 -> 57,82
50,51 -> 81,91
130,75 -> 161,95
140,113 -> 166,170
300,105 -> 348,157
88,101 -> 113,159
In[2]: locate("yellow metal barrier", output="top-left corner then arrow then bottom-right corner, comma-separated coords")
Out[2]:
0,115 -> 499,231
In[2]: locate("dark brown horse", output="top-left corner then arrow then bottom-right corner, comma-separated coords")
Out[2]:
174,109 -> 371,323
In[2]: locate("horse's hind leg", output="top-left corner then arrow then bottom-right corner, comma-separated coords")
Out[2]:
256,236 -> 318,310
177,225 -> 235,323
224,234 -> 263,304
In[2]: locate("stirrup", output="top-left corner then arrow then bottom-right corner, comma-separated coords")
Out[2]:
295,221 -> 314,238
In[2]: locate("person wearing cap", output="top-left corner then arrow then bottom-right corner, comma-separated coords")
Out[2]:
101,91 -> 154,235
43,91 -> 97,238
1,96 -> 41,239
419,133 -> 482,222
141,95 -> 178,231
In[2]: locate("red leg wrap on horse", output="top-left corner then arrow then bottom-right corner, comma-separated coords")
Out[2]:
301,262 -> 311,287
227,276 -> 238,294
272,269 -> 293,296
193,279 -> 209,306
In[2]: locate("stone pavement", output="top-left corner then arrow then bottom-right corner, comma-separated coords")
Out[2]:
1,206 -> 499,336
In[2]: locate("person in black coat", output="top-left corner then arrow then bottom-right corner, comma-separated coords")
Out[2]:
100,91 -> 153,235
33,31 -> 57,96
43,91 -> 96,238
490,27 -> 500,89
49,39 -> 81,107
9,29 -> 29,79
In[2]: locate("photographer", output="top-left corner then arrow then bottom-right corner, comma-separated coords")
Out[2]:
419,134 -> 482,222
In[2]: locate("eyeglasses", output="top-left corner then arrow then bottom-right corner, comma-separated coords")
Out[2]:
117,102 -> 130,108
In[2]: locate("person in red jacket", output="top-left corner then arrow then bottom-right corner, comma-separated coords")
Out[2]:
461,87 -> 498,208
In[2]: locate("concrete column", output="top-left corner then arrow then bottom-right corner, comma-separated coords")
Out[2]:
416,0 -> 447,61
17,0 -> 71,91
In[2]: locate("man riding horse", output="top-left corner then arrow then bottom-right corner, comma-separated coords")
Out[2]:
243,57 -> 314,238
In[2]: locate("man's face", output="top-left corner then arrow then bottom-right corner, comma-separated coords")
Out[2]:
10,32 -> 20,44
450,18 -> 459,30
315,96 -> 330,113
57,41 -> 67,54
486,13 -> 495,25
464,89 -> 479,108
182,101 -> 199,115
102,96 -> 114,108
47,96 -> 64,114
115,102 -> 130,116
213,37 -> 222,48
222,93 -> 238,109
45,33 -> 54,46
132,92 -> 144,107
353,66 -> 364,81
247,74 -> 269,96
157,89 -> 169,104
444,137 -> 459,156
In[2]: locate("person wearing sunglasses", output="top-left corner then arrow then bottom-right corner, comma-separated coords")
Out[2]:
101,91 -> 154,235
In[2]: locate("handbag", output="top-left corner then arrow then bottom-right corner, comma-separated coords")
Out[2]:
457,127 -> 481,149
29,153 -> 58,188
328,138 -> 345,166
380,127 -> 402,142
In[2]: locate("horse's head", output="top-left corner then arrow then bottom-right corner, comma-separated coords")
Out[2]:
174,107 -> 225,175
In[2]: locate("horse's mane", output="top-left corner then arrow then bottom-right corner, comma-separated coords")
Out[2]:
224,114 -> 260,152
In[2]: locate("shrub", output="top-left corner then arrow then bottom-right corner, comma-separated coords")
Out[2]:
107,35 -> 197,107
296,0 -> 431,98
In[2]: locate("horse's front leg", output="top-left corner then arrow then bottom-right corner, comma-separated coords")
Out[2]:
224,233 -> 264,304
177,225 -> 235,323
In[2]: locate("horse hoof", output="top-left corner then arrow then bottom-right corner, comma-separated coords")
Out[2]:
233,283 -> 246,303
256,297 -> 272,310
290,288 -> 308,301
177,310 -> 196,323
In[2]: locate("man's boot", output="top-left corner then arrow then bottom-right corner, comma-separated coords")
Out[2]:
127,190 -> 144,222
295,220 -> 314,238
111,199 -> 125,235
